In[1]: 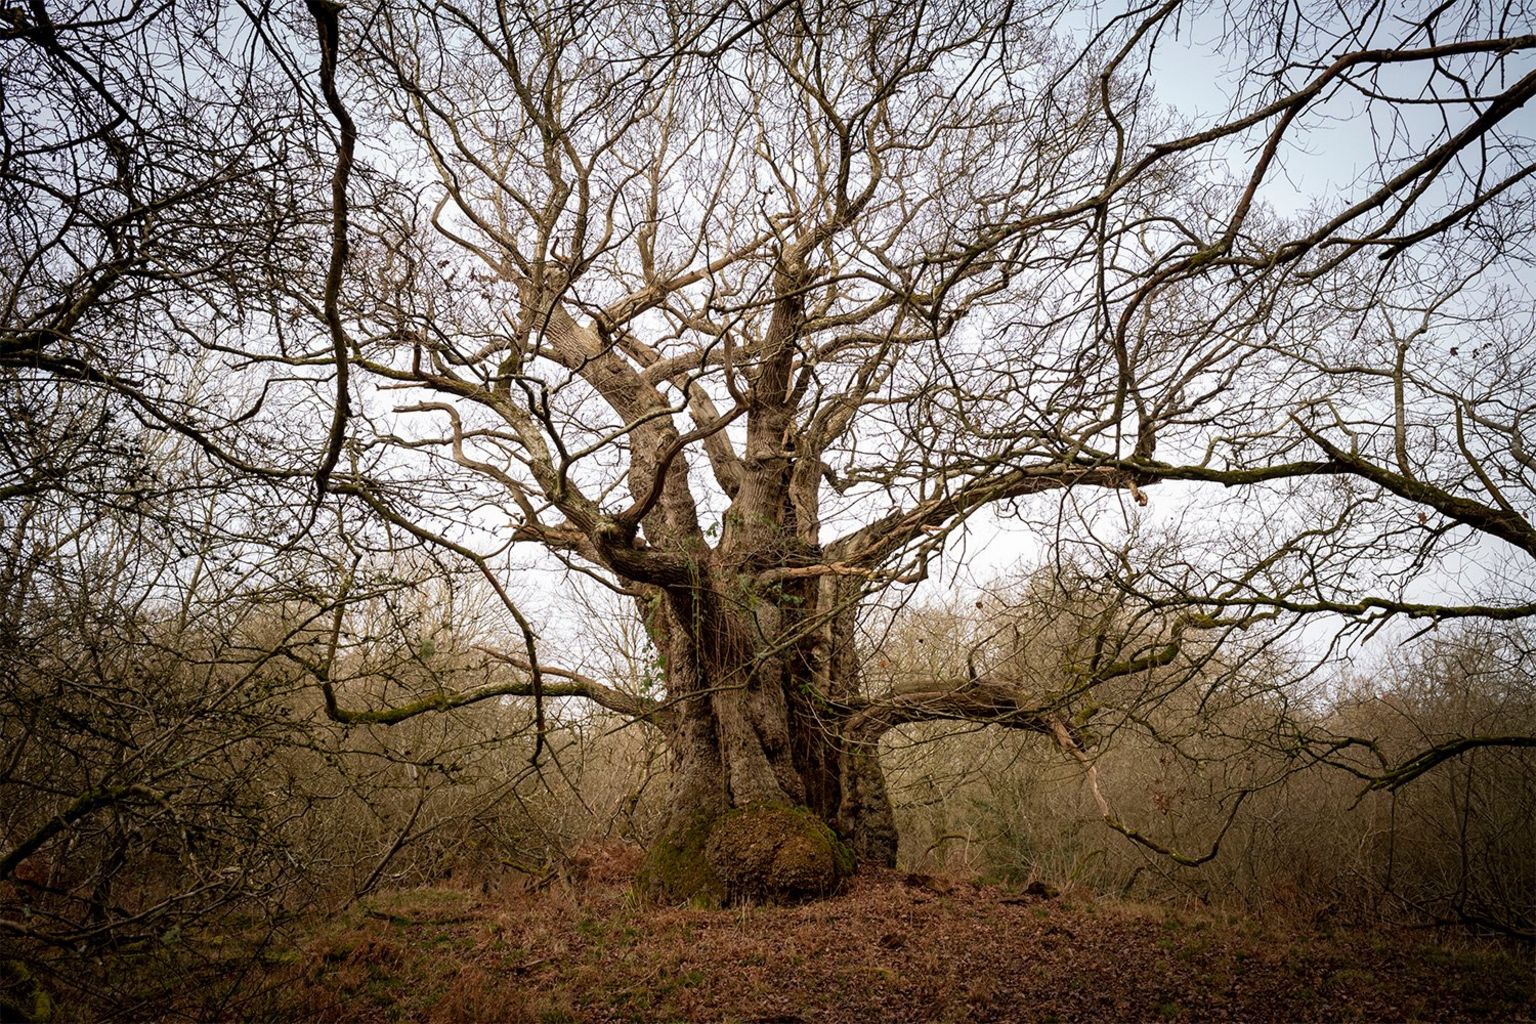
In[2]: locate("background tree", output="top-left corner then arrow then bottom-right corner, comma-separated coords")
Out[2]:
0,0 -> 534,1005
1,0 -> 319,950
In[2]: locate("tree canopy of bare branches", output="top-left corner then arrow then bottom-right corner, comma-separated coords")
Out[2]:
4,0 -> 1534,905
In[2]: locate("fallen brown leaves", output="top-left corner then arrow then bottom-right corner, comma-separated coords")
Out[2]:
248,853 -> 1533,1024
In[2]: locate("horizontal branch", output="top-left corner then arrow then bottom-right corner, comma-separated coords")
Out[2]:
1120,446 -> 1536,561
1301,432 -> 1536,558
315,653 -> 666,728
1366,735 -> 1536,791
829,462 -> 1144,570
477,648 -> 671,724
841,682 -> 1055,745
1154,592 -> 1536,623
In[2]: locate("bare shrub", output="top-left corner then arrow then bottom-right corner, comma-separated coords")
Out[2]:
878,578 -> 1536,936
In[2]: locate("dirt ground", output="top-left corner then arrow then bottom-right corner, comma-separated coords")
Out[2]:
213,847 -> 1536,1024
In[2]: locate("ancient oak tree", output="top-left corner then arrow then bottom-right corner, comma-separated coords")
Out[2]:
287,0 -> 1535,901
9,0 -> 1528,907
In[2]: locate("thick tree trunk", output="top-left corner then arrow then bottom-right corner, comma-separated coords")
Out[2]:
640,583 -> 897,903
817,576 -> 899,867
838,741 -> 900,867
629,273 -> 907,901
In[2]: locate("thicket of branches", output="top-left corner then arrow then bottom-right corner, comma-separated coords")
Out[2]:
3,0 -> 1535,1012
870,568 -> 1536,939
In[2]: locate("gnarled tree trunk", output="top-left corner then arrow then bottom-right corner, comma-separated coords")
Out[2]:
638,566 -> 898,904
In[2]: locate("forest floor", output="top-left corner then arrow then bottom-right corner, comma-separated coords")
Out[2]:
196,846 -> 1531,1023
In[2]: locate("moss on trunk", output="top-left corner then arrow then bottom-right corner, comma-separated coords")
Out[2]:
637,815 -> 726,907
641,805 -> 853,906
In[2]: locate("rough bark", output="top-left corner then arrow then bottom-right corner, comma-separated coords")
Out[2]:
639,566 -> 902,900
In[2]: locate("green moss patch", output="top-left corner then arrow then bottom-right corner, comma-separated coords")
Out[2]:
638,816 -> 726,907
0,960 -> 54,1023
704,804 -> 853,905
641,805 -> 854,906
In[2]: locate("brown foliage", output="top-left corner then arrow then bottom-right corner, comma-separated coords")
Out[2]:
241,868 -> 1534,1023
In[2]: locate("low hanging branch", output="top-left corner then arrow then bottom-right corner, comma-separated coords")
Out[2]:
0,785 -> 166,882
300,552 -> 666,730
